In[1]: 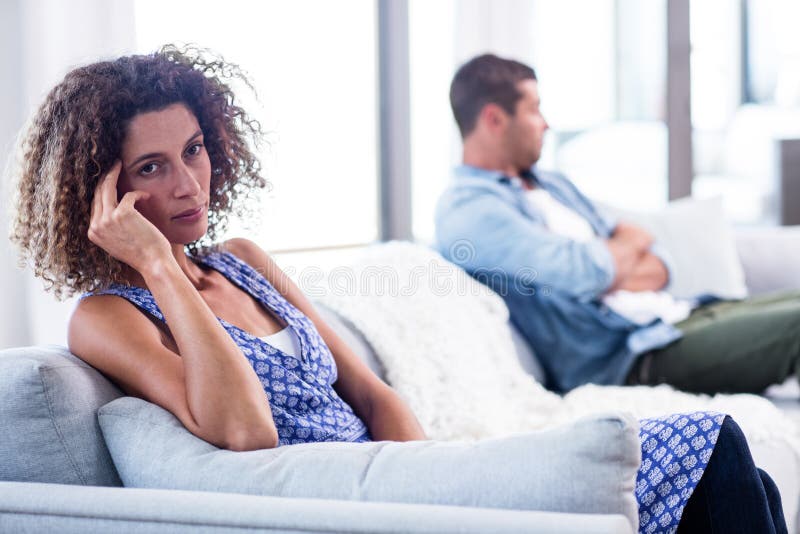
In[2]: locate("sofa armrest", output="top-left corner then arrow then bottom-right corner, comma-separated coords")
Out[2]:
735,226 -> 800,295
0,481 -> 633,534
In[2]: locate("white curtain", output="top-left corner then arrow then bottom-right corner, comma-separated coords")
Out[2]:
0,0 -> 136,348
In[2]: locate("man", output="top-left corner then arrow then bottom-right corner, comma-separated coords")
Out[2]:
435,53 -> 800,394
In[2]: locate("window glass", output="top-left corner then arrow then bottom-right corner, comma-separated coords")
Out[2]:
409,0 -> 669,245
691,0 -> 800,225
135,0 -> 379,250
533,0 -> 668,213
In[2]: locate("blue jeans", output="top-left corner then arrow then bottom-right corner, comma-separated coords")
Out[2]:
677,416 -> 787,533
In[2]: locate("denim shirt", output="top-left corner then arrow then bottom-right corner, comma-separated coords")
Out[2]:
434,164 -> 682,392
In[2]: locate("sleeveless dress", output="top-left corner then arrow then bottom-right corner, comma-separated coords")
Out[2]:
87,250 -> 723,534
87,250 -> 371,445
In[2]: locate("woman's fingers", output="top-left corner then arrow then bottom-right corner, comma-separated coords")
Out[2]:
118,190 -> 151,212
90,176 -> 107,223
90,160 -> 122,222
86,161 -> 169,270
90,184 -> 102,222
102,160 -> 123,210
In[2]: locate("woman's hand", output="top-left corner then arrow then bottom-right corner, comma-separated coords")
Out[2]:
87,160 -> 172,273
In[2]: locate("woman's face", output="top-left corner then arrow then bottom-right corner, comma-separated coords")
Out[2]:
117,103 -> 211,245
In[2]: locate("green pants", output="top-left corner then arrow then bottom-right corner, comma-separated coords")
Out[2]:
627,290 -> 800,394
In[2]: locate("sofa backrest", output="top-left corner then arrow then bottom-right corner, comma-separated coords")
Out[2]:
315,303 -> 546,384
315,303 -> 386,378
0,309 -> 390,487
0,305 -> 544,487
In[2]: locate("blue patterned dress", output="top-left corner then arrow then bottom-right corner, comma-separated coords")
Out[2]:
635,412 -> 725,533
88,250 -> 723,534
87,250 -> 371,446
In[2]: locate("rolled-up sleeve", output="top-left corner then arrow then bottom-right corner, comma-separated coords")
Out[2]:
436,191 -> 616,301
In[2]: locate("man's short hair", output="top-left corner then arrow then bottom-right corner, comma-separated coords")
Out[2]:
449,54 -> 537,138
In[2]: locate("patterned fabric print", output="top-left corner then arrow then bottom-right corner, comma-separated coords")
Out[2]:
636,411 -> 724,534
86,251 -> 370,446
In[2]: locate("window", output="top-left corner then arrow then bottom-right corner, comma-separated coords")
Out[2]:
135,0 -> 379,251
409,0 -> 670,245
408,0 -> 458,242
691,0 -> 800,225
746,0 -> 800,105
531,0 -> 668,213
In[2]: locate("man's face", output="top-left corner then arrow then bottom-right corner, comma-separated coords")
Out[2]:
504,79 -> 548,172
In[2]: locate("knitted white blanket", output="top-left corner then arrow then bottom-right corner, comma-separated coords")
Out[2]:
319,242 -> 800,452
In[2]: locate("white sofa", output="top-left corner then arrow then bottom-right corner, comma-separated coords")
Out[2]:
0,228 -> 798,533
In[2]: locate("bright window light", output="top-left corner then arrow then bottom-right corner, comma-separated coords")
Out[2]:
134,0 -> 379,251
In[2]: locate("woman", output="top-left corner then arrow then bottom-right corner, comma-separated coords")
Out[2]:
11,45 -> 425,449
10,46 -> 786,533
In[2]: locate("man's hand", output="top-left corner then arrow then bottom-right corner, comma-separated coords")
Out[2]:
612,221 -> 654,252
606,221 -> 667,292
614,252 -> 669,292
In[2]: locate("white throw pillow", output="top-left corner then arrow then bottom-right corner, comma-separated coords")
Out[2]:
98,397 -> 640,531
604,196 -> 748,300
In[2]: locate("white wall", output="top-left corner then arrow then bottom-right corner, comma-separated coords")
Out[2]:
0,0 -> 136,349
0,0 -> 31,349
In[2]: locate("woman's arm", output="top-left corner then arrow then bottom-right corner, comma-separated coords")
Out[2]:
225,238 -> 427,441
71,163 -> 278,451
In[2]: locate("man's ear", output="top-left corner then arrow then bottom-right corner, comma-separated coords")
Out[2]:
479,103 -> 509,134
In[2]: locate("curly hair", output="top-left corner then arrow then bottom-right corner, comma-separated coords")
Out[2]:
9,44 -> 267,299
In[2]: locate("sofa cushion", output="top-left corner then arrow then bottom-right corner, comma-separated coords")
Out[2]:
0,346 -> 123,486
314,303 -> 386,378
734,226 -> 800,296
0,480 -> 635,534
98,397 -> 641,529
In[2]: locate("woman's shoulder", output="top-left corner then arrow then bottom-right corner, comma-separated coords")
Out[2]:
220,238 -> 279,278
219,238 -> 298,302
71,288 -> 157,330
69,290 -> 164,358
221,237 -> 263,261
